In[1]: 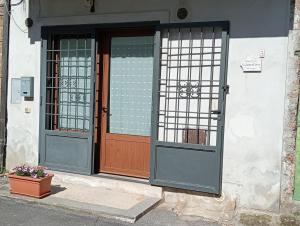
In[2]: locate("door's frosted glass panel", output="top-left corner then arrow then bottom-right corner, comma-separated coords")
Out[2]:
109,36 -> 154,136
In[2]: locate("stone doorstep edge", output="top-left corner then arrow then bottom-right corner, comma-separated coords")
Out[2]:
0,184 -> 162,223
51,172 -> 163,199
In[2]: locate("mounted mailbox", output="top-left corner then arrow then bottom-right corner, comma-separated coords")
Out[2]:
21,77 -> 34,97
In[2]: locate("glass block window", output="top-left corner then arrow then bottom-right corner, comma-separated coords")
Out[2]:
109,36 -> 154,136
158,27 -> 223,146
45,35 -> 92,132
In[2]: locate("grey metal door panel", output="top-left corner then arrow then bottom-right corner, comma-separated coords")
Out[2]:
39,33 -> 96,175
43,135 -> 89,171
153,144 -> 220,193
150,23 -> 229,194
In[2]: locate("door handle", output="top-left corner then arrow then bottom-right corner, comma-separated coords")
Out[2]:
211,110 -> 221,115
102,107 -> 108,113
102,107 -> 112,116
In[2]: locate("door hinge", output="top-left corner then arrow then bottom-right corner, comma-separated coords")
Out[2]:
40,96 -> 43,106
222,85 -> 230,94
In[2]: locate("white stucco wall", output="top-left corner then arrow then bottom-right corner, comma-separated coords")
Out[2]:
6,0 -> 40,168
6,0 -> 290,212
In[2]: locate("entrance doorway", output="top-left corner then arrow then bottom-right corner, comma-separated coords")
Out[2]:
40,22 -> 228,194
96,29 -> 155,178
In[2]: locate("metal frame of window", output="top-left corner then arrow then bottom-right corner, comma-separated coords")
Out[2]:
39,28 -> 96,174
150,22 -> 229,194
157,26 -> 222,145
45,34 -> 92,132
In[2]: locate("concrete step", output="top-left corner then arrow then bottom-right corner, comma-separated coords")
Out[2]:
51,171 -> 163,198
0,172 -> 163,223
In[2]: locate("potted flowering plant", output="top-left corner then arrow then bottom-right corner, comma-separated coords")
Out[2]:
8,165 -> 54,198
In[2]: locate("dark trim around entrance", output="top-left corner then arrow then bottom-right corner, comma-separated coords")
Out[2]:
39,20 -> 230,194
41,21 -> 230,37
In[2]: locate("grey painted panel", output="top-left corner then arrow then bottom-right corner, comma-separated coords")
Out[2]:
153,145 -> 220,192
150,24 -> 229,195
44,130 -> 89,139
39,33 -> 96,175
44,135 -> 89,169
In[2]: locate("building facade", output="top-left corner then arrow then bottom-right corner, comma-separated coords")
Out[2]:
0,0 -> 7,171
5,0 -> 298,213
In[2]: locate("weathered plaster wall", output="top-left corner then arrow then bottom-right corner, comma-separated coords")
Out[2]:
6,0 -> 290,212
6,0 -> 40,169
281,0 -> 300,208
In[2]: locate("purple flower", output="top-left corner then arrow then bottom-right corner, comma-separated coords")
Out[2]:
13,164 -> 48,178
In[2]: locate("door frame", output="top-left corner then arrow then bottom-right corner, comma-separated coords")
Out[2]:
39,21 -> 229,194
39,27 -> 97,174
150,22 -> 230,195
96,28 -> 155,178
39,22 -> 159,175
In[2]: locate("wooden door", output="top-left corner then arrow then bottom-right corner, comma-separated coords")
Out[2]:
98,29 -> 154,178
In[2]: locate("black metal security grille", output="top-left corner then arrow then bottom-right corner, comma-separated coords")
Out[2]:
158,27 -> 223,146
45,35 -> 92,132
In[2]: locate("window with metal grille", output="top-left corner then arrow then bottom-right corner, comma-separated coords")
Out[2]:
158,27 -> 223,146
45,35 -> 92,132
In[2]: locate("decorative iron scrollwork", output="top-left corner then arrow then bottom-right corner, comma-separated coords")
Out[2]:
178,81 -> 202,99
60,78 -> 78,88
70,93 -> 85,103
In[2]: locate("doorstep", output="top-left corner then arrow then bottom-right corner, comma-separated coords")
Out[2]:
0,172 -> 162,223
52,171 -> 162,198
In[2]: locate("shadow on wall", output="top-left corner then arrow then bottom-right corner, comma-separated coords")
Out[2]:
26,0 -> 291,44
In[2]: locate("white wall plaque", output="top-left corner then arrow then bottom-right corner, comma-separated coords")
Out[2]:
241,58 -> 262,72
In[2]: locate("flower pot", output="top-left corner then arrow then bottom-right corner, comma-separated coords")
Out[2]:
8,173 -> 54,199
